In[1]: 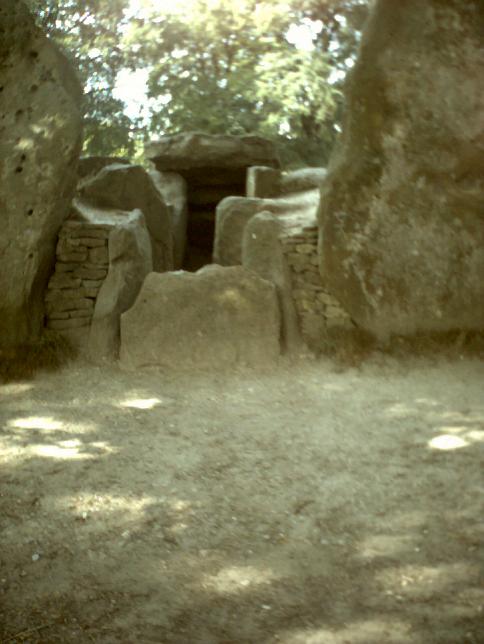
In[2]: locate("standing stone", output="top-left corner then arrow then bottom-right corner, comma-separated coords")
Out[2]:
149,170 -> 188,269
0,0 -> 83,348
88,210 -> 152,362
279,168 -> 326,194
78,164 -> 174,272
242,212 -> 302,352
246,166 -> 282,199
120,266 -> 281,370
319,0 -> 484,339
213,197 -> 266,266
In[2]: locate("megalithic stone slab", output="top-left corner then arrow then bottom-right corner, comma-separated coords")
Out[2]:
0,0 -> 83,348
78,164 -> 174,273
120,265 -> 281,370
318,0 -> 484,339
88,210 -> 153,363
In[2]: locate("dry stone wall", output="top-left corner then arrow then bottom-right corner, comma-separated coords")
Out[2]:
279,225 -> 353,350
44,221 -> 111,332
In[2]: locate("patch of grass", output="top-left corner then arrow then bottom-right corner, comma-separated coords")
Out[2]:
320,326 -> 377,368
321,327 -> 484,367
384,330 -> 484,361
0,331 -> 77,383
319,326 -> 484,369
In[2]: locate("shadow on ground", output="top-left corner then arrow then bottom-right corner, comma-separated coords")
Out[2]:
0,357 -> 483,643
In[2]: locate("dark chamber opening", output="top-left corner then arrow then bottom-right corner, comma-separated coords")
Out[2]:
181,166 -> 248,271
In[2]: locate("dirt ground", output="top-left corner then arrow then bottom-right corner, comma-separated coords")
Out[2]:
0,354 -> 483,643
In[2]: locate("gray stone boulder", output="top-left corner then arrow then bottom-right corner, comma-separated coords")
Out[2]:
214,190 -> 320,267
213,197 -> 267,266
246,167 -> 326,199
279,168 -> 326,194
246,167 -> 282,199
319,0 -> 484,339
242,212 -> 301,352
78,156 -> 130,180
120,266 -> 281,370
149,170 -> 188,269
88,210 -> 153,363
0,0 -> 83,348
146,132 -> 279,172
78,164 -> 174,272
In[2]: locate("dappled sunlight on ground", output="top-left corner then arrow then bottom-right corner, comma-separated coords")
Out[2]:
356,533 -> 419,560
8,415 -> 64,430
53,491 -> 157,520
1,415 -> 107,463
119,397 -> 163,409
0,382 -> 35,396
429,433 -> 471,450
0,357 -> 483,642
278,618 -> 413,644
375,562 -> 479,599
202,564 -> 278,595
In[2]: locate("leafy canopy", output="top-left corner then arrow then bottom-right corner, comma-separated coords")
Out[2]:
28,0 -> 368,166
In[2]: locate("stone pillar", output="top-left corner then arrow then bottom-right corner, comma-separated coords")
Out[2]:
0,0 -> 83,348
318,0 -> 484,339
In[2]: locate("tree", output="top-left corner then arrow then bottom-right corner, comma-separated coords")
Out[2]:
26,0 -> 369,165
28,0 -> 138,157
126,0 -> 368,166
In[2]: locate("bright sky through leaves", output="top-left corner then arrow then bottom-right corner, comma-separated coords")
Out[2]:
114,0 -> 332,119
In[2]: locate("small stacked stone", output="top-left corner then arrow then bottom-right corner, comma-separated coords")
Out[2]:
45,220 -> 112,331
280,224 -> 353,347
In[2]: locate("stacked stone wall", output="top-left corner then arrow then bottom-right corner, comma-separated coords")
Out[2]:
44,221 -> 111,332
279,225 -> 353,348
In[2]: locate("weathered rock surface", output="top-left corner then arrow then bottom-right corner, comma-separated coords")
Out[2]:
120,266 -> 281,370
247,167 -> 326,199
279,168 -> 326,194
78,156 -> 130,180
319,0 -> 484,339
146,132 -> 279,172
146,133 -> 280,270
242,212 -> 301,352
0,0 -> 83,347
246,167 -> 282,199
149,170 -> 188,269
88,210 -> 152,362
214,189 -> 321,267
213,197 -> 267,266
79,164 -> 173,272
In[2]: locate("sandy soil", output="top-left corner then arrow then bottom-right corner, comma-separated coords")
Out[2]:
0,355 -> 483,643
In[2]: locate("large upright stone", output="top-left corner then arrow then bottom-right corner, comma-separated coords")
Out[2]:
242,212 -> 301,352
149,170 -> 188,269
319,0 -> 484,339
78,164 -> 174,272
88,210 -> 152,362
0,0 -> 83,348
120,266 -> 281,370
213,197 -> 266,266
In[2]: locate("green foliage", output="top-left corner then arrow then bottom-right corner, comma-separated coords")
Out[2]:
128,0 -> 368,166
27,0 -> 368,166
28,0 -> 137,157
